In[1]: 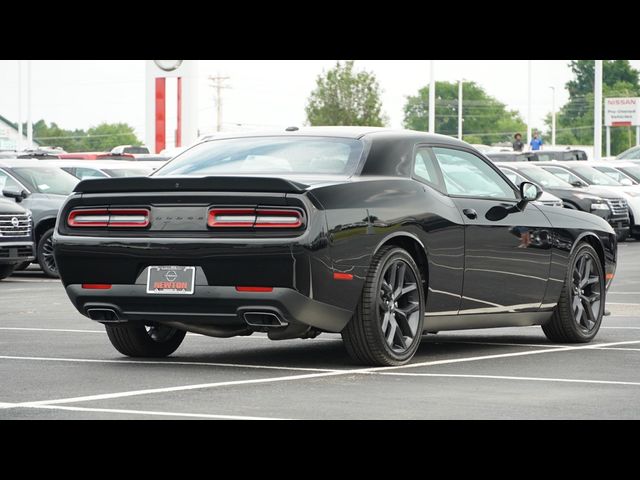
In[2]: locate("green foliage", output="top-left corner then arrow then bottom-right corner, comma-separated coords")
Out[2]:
547,61 -> 640,156
31,120 -> 142,152
403,81 -> 527,145
305,61 -> 386,126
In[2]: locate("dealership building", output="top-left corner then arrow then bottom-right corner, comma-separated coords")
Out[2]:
0,114 -> 39,150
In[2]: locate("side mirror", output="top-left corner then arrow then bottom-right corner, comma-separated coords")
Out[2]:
620,178 -> 634,186
520,181 -> 543,202
3,188 -> 29,203
571,180 -> 587,188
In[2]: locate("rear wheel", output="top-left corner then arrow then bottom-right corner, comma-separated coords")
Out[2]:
37,228 -> 59,278
342,246 -> 425,366
0,265 -> 16,280
542,243 -> 604,343
105,323 -> 186,357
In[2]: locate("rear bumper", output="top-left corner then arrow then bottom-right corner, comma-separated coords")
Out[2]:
65,284 -> 353,334
0,241 -> 35,265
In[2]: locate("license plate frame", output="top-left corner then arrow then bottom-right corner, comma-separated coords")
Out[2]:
146,266 -> 196,295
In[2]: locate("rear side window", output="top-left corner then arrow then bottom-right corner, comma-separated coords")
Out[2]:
155,136 -> 364,176
413,148 -> 442,189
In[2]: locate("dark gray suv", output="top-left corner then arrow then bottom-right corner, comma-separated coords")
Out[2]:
1,159 -> 78,277
0,197 -> 35,280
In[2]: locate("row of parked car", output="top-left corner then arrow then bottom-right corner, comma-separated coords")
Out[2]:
0,148 -> 169,280
484,146 -> 640,242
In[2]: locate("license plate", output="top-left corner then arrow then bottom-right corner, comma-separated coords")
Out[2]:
146,266 -> 195,295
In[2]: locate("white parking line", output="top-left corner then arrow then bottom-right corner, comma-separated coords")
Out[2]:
587,347 -> 640,352
0,327 -> 103,334
19,405 -> 285,420
373,372 -> 640,387
15,339 -> 640,408
0,355 -> 337,373
434,340 -> 569,349
0,402 -> 16,409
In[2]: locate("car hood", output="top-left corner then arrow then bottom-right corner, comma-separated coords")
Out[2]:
0,198 -> 28,214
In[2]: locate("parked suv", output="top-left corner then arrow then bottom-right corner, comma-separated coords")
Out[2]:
0,159 -> 78,277
0,197 -> 35,280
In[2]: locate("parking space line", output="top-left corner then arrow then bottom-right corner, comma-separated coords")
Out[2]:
373,372 -> 640,387
432,340 -> 569,349
588,347 -> 640,352
18,405 -> 285,420
0,327 -> 103,334
0,355 -> 338,373
14,339 -> 640,408
0,402 -> 17,409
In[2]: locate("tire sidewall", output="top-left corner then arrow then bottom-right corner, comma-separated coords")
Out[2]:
368,248 -> 425,363
37,228 -> 58,278
567,244 -> 605,340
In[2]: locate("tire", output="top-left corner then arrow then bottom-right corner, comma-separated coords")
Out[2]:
342,246 -> 425,366
37,228 -> 59,278
14,261 -> 31,271
105,323 -> 186,357
616,230 -> 629,242
0,264 -> 16,280
542,243 -> 605,343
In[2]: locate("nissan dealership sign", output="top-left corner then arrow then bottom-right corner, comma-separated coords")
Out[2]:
605,97 -> 640,126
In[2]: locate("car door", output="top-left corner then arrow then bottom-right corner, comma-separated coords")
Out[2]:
431,146 -> 553,314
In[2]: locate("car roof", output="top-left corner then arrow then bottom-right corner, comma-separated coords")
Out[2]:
196,126 -> 469,146
0,159 -> 68,168
43,159 -> 154,169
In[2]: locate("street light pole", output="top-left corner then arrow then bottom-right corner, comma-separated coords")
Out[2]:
458,79 -> 463,140
527,60 -> 532,147
429,60 -> 435,134
594,60 -> 603,160
549,86 -> 556,147
17,61 -> 22,151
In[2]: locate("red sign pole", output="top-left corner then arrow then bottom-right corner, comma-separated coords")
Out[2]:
155,77 -> 166,153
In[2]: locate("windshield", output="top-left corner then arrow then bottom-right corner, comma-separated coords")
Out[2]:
619,165 -> 640,182
518,166 -> 574,188
123,146 -> 149,154
570,165 -> 622,186
154,136 -> 365,177
12,167 -> 79,194
594,165 -> 635,184
104,168 -> 153,177
618,146 -> 640,160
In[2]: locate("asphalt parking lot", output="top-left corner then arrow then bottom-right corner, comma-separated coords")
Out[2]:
1,241 -> 640,419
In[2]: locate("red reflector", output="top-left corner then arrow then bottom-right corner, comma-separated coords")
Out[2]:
606,273 -> 614,280
333,272 -> 353,281
235,286 -> 274,292
82,284 -> 112,290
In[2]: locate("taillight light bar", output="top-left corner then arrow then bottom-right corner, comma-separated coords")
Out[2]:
208,207 -> 304,229
67,208 -> 150,228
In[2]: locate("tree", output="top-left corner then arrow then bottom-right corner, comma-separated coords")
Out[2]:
30,120 -> 142,152
547,61 -> 640,155
305,61 -> 386,126
403,81 -> 527,145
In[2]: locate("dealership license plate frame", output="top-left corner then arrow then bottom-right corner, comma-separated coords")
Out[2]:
146,266 -> 196,295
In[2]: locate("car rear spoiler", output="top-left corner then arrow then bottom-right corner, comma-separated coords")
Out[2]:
73,176 -> 309,194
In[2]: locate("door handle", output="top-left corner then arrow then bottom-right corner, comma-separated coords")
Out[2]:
463,208 -> 477,220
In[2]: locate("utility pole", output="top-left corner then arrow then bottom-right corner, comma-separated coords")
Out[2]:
594,60 -> 603,160
208,74 -> 230,132
527,60 -> 532,146
458,79 -> 463,140
26,60 -> 32,149
549,86 -> 556,147
429,61 -> 435,134
17,61 -> 22,151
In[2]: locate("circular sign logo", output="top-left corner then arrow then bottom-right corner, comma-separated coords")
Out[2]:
154,60 -> 183,72
165,270 -> 178,282
11,217 -> 19,227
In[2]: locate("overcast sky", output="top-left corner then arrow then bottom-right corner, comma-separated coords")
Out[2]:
1,60 -> 639,146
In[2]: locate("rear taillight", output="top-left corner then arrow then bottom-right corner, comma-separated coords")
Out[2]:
208,207 -> 303,229
67,208 -> 150,228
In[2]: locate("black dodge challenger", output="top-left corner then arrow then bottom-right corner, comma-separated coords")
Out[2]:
53,127 -> 617,366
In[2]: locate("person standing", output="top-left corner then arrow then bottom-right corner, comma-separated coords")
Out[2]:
530,131 -> 543,151
512,133 -> 524,152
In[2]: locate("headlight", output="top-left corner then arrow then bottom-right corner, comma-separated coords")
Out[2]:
591,203 -> 610,211
575,193 -> 602,200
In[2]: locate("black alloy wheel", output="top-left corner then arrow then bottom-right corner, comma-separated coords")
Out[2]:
342,246 -> 425,366
37,228 -> 59,278
542,243 -> 604,343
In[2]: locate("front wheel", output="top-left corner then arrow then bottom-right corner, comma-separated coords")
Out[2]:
0,264 -> 16,280
542,243 -> 605,343
342,246 -> 425,366
105,323 -> 186,357
37,228 -> 59,278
